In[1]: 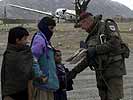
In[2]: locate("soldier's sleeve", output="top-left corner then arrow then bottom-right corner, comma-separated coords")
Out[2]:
96,35 -> 121,54
71,55 -> 89,74
67,55 -> 89,80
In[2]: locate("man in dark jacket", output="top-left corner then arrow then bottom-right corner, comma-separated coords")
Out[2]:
68,12 -> 129,100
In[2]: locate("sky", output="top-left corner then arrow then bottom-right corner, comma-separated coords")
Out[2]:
112,0 -> 133,10
0,0 -> 133,10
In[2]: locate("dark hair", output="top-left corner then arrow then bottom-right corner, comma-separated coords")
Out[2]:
38,17 -> 56,28
53,48 -> 61,53
54,49 -> 61,53
8,26 -> 29,44
53,49 -> 61,55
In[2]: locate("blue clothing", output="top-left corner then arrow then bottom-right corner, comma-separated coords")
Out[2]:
31,32 -> 59,91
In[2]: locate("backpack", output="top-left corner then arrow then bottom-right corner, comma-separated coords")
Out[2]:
104,19 -> 130,58
30,32 -> 38,47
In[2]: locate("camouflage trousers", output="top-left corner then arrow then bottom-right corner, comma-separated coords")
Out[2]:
96,73 -> 124,100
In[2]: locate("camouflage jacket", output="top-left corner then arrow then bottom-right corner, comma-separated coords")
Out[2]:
71,15 -> 127,78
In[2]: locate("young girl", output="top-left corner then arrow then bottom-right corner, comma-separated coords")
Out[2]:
1,27 -> 33,100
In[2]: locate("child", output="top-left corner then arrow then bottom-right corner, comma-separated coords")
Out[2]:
54,49 -> 68,100
54,49 -> 74,100
1,27 -> 33,100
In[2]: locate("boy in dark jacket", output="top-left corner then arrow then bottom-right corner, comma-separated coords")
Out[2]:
54,49 -> 67,100
1,27 -> 33,100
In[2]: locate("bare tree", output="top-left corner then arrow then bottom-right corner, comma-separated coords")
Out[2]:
74,0 -> 91,27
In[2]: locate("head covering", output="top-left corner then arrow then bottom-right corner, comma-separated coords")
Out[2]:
38,17 -> 56,41
78,11 -> 93,22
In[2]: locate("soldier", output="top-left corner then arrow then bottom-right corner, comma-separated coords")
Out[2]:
67,12 -> 129,100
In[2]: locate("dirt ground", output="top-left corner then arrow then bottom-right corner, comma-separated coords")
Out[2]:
0,23 -> 133,100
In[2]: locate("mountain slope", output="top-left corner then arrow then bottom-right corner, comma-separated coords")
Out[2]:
0,0 -> 133,19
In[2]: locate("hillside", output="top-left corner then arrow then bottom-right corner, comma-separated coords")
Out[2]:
0,0 -> 133,19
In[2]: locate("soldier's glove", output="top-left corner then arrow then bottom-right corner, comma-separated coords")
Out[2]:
80,41 -> 88,49
87,46 -> 96,58
87,46 -> 96,70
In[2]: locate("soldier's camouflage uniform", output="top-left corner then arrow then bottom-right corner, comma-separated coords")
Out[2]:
70,15 -> 128,100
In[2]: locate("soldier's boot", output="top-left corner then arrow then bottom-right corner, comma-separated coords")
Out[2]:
99,92 -> 107,100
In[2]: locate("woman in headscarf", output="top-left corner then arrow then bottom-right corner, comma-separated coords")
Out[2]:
31,17 -> 59,100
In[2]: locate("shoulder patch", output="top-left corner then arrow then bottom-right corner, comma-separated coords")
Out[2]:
109,25 -> 116,31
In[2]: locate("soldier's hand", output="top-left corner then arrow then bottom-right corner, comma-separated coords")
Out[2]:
87,46 -> 96,58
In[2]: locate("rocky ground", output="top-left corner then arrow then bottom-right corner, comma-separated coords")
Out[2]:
0,23 -> 133,100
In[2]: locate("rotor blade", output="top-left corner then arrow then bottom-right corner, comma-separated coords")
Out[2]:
8,4 -> 53,17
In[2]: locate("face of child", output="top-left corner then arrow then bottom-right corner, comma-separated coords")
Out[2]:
55,51 -> 62,64
48,26 -> 55,33
16,36 -> 28,47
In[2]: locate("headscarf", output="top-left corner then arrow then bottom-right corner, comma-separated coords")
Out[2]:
38,17 -> 56,41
